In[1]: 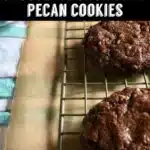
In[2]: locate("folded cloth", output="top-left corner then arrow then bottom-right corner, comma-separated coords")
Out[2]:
0,38 -> 24,77
0,99 -> 10,111
0,112 -> 10,125
0,22 -> 26,38
0,78 -> 15,98
0,22 -> 27,77
0,112 -> 10,149
0,21 -> 27,117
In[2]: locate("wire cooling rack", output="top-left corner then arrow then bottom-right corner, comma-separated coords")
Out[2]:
58,21 -> 150,150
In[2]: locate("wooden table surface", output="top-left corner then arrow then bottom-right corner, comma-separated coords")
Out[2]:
5,21 -> 65,150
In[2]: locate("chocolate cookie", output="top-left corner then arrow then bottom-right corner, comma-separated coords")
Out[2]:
81,87 -> 150,150
83,21 -> 150,72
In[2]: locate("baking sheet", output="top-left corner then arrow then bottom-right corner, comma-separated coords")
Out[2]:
4,21 -> 150,150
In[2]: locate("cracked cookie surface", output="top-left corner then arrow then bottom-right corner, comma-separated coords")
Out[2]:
83,21 -> 150,72
81,87 -> 150,150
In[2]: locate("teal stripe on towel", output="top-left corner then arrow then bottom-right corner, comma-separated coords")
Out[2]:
0,24 -> 26,38
0,79 -> 15,98
0,112 -> 10,125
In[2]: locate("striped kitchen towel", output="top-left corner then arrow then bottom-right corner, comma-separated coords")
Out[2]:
0,21 -> 27,125
0,21 -> 26,77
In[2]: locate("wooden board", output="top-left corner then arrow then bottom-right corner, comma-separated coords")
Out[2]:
5,21 -> 65,150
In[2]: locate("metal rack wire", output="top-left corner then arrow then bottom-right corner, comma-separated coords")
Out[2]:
58,21 -> 150,150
